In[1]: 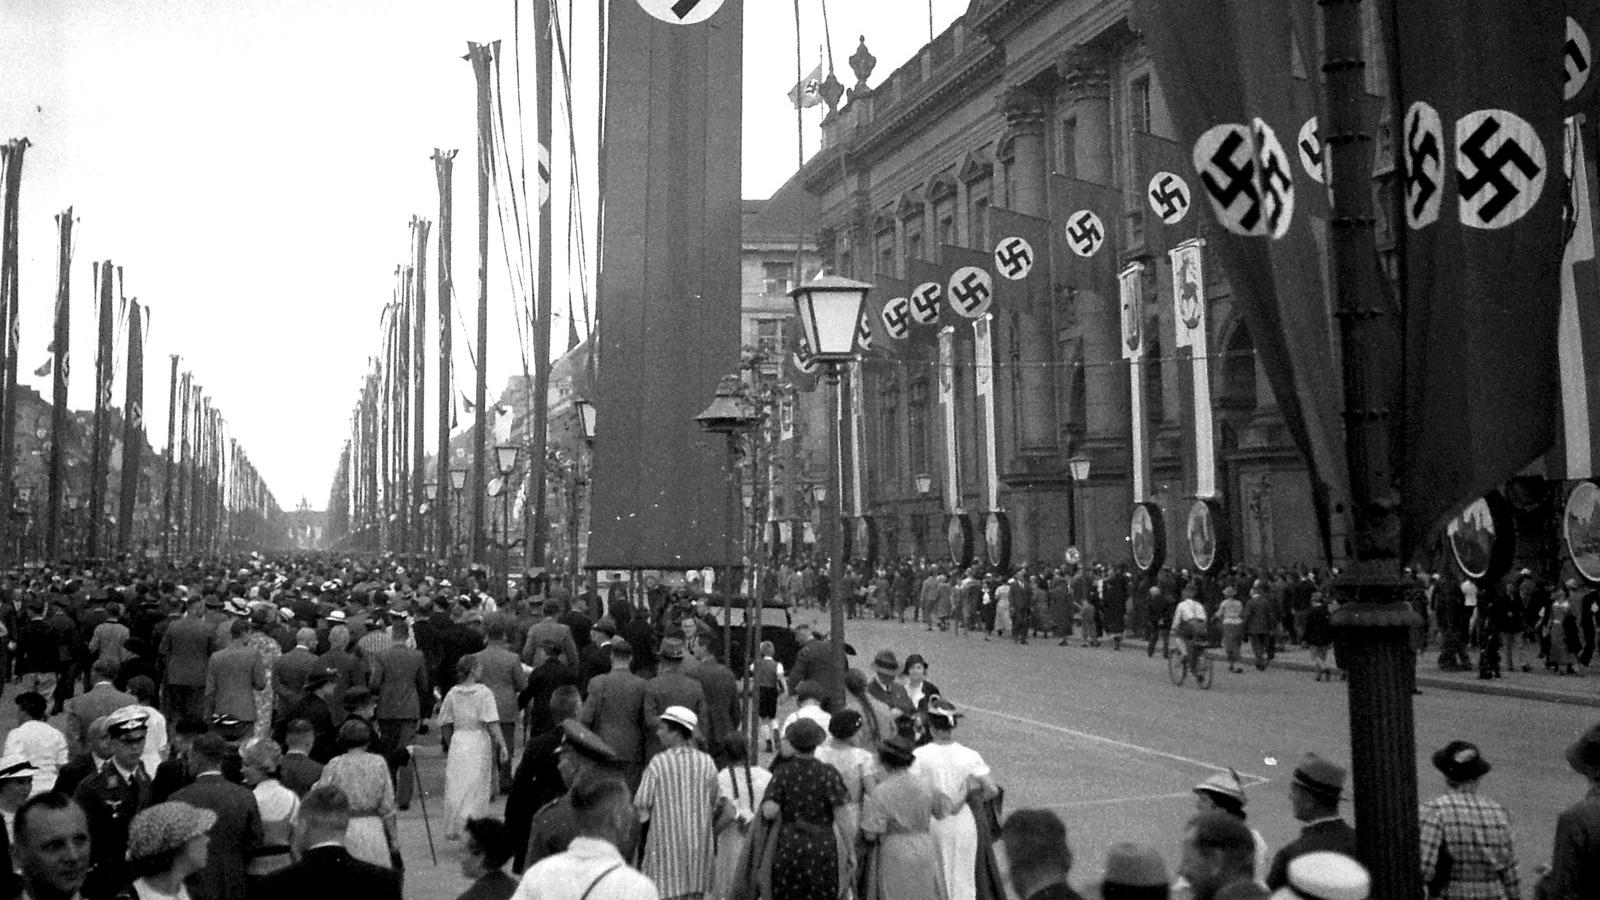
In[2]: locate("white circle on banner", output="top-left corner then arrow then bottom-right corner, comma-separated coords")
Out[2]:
1065,210 -> 1106,257
908,282 -> 942,325
946,266 -> 994,318
637,0 -> 724,25
1404,101 -> 1444,230
1568,16 -> 1592,102
1298,117 -> 1325,184
1455,108 -> 1546,229
1252,118 -> 1296,239
992,236 -> 1034,280
1194,123 -> 1265,236
880,296 -> 911,340
1146,172 -> 1192,225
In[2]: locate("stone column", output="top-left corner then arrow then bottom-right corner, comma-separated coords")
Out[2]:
1000,87 -> 1058,456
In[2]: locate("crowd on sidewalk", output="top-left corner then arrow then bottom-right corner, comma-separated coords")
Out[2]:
0,555 -> 1588,900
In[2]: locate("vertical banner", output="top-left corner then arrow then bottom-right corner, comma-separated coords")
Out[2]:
973,315 -> 1000,511
938,325 -> 960,511
1561,116 -> 1600,479
849,361 -> 866,517
1121,262 -> 1149,502
1171,239 -> 1216,496
117,301 -> 144,554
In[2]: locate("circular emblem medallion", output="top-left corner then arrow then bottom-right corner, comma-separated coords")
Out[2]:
1565,482 -> 1600,583
1130,502 -> 1167,575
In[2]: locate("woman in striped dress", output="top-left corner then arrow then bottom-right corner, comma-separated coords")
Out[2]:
636,705 -> 718,899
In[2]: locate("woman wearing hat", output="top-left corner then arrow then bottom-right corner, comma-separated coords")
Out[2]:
900,655 -> 941,745
1171,771 -> 1268,899
240,739 -> 299,878
635,705 -> 717,900
859,736 -> 947,900
1418,741 -> 1518,900
121,801 -> 215,900
760,718 -> 853,900
438,655 -> 509,841
913,698 -> 999,900
314,719 -> 399,869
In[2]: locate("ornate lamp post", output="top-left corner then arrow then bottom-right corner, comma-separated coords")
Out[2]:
571,397 -> 596,587
422,483 -> 439,557
489,445 -> 523,598
450,468 -> 468,567
1067,452 -> 1092,556
789,274 -> 871,705
696,373 -> 761,666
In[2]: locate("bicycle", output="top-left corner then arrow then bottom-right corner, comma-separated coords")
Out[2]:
1167,639 -> 1216,689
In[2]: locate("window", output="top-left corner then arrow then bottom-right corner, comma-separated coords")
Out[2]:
755,319 -> 783,356
934,201 -> 956,246
1059,117 -> 1078,178
876,226 -> 897,275
967,189 -> 990,249
906,228 -> 925,263
762,262 -> 794,296
907,379 -> 929,474
1129,75 -> 1151,137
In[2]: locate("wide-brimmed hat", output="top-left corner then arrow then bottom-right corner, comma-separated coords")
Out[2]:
877,736 -> 916,768
0,753 -> 38,782
1432,740 -> 1491,782
872,649 -> 900,672
784,718 -> 827,753
1565,722 -> 1600,779
1272,851 -> 1370,900
1102,842 -> 1170,888
658,705 -> 699,736
1292,752 -> 1347,801
1194,769 -> 1248,807
593,616 -> 618,637
126,801 -> 217,862
658,637 -> 686,660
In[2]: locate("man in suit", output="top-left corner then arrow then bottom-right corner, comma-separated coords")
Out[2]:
579,638 -> 648,788
75,707 -> 153,899
475,619 -> 527,793
789,626 -> 845,711
369,618 -> 429,809
521,635 -> 578,742
316,624 -> 363,715
279,669 -> 341,763
158,598 -> 215,721
150,717 -> 208,804
65,660 -> 137,753
56,716 -> 113,798
172,733 -> 262,900
278,719 -> 325,797
12,792 -> 92,900
687,633 -> 740,753
273,628 -> 321,720
1265,753 -> 1357,890
521,599 -> 580,671
254,784 -> 401,900
641,637 -> 706,761
205,619 -> 265,730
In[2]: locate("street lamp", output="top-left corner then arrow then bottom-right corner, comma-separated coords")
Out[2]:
1067,452 -> 1092,558
485,471 -> 524,601
696,372 -> 761,669
574,396 -> 596,443
450,468 -> 468,568
494,444 -> 520,479
915,474 -> 933,558
790,273 -> 870,705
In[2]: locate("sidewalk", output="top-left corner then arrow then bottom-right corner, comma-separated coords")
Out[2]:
1262,643 -> 1600,707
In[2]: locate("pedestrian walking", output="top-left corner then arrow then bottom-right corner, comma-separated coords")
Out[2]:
860,735 -> 947,900
1419,741 -> 1519,900
169,733 -> 263,900
512,772 -> 659,900
1302,592 -> 1336,682
1244,588 -> 1275,672
314,719 -> 399,870
711,733 -> 771,900
760,719 -> 852,900
122,801 -> 215,900
439,655 -> 510,841
913,698 -> 999,900
1215,587 -> 1245,673
634,706 -> 717,900
4,692 -> 67,794
240,738 -> 299,877
1539,721 -> 1600,900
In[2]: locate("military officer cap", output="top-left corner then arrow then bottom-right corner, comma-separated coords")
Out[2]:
0,753 -> 39,782
106,706 -> 150,740
559,720 -> 619,764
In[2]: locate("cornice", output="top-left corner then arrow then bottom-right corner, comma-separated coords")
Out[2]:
852,42 -> 1006,168
969,0 -> 1059,41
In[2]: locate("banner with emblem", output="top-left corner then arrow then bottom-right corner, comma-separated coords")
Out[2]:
1120,261 -> 1150,502
1135,0 -> 1349,561
1172,239 -> 1217,497
1379,0 -> 1565,551
1050,175 -> 1123,293
867,272 -> 915,358
988,208 -> 1052,315
780,318 -> 820,393
1560,115 -> 1600,479
941,245 -> 998,508
938,245 -> 997,322
1133,132 -> 1201,258
903,257 -> 947,350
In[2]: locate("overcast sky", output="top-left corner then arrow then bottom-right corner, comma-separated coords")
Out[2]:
0,0 -> 961,509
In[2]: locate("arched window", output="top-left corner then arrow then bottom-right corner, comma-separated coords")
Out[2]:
1143,319 -> 1163,421
1218,322 -> 1257,411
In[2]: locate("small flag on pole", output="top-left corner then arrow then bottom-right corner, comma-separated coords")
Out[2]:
788,63 -> 824,109
33,358 -> 51,378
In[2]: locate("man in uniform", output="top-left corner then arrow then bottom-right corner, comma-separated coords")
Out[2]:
75,706 -> 153,899
506,685 -> 581,874
522,720 -> 628,872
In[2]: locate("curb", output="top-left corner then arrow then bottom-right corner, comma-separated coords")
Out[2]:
1266,656 -> 1600,708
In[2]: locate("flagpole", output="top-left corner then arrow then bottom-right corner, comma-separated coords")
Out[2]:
1322,3 -> 1421,900
46,210 -> 71,561
434,149 -> 457,567
412,218 -> 431,561
175,372 -> 189,557
527,0 -> 557,584
117,300 -> 144,555
0,140 -> 26,563
88,260 -> 114,559
161,354 -> 177,561
468,42 -> 498,573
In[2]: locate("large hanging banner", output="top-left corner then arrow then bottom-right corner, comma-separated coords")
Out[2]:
1120,261 -> 1149,502
1561,115 -> 1600,480
973,314 -> 1000,511
1171,239 -> 1216,497
938,325 -> 960,512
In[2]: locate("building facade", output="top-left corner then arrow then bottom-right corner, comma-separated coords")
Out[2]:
789,0 -> 1324,571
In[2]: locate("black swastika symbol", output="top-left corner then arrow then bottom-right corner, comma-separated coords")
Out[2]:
1458,116 -> 1540,225
1067,213 -> 1103,253
1258,145 -> 1292,234
995,238 -> 1033,279
671,0 -> 703,18
1407,108 -> 1441,220
1149,175 -> 1189,221
882,299 -> 910,338
1201,130 -> 1261,231
910,284 -> 941,323
950,271 -> 992,315
1568,34 -> 1590,92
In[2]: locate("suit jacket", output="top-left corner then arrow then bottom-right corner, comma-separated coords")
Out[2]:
150,756 -> 190,804
690,660 -> 740,749
866,675 -> 915,716
273,647 -> 320,707
66,682 -> 138,749
581,668 -> 649,763
207,644 -> 267,722
475,644 -> 528,724
280,694 -> 339,764
521,618 -> 580,670
56,752 -> 106,798
172,773 -> 263,900
521,660 -> 578,736
278,751 -> 325,797
642,669 -> 707,757
1265,818 -> 1357,889
252,844 -> 401,900
370,643 -> 431,720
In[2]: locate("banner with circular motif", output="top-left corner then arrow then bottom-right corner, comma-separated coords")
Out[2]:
1446,492 -> 1515,582
1565,482 -> 1600,583
946,514 -> 974,568
1187,499 -> 1225,573
984,511 -> 1011,570
1130,501 -> 1167,575
992,236 -> 1034,280
946,266 -> 994,318
637,0 -> 725,25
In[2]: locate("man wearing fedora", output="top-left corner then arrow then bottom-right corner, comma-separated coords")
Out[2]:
1418,740 -> 1518,900
1542,721 -> 1600,900
1266,753 -> 1356,890
641,637 -> 706,762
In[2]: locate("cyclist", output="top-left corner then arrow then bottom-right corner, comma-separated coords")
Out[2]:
1171,586 -> 1210,675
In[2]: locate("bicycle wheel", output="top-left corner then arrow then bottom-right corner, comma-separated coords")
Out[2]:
1168,649 -> 1188,685
1195,650 -> 1215,689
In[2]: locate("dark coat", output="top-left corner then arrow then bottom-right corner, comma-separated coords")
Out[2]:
1266,818 -> 1357,890
581,668 -> 649,764
504,728 -> 565,873
75,761 -> 152,900
273,647 -> 321,708
690,660 -> 741,750
278,750 -> 325,797
520,659 -> 579,737
280,693 -> 339,764
252,845 -> 402,900
206,644 -> 267,723
158,616 -> 216,688
370,643 -> 431,721
171,773 -> 264,900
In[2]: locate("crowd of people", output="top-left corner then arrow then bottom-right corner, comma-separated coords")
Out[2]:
759,559 -> 1600,682
0,554 -> 1588,900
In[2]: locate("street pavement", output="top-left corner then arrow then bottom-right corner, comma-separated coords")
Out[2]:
10,620 -> 1591,899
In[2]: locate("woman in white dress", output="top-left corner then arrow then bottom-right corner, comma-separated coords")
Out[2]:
314,719 -> 399,868
911,698 -> 998,900
712,732 -> 772,900
240,738 -> 299,877
437,654 -> 508,840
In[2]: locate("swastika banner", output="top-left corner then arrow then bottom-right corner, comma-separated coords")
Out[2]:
988,207 -> 1052,317
1133,131 -> 1201,258
1380,0 -> 1565,554
1049,175 -> 1122,294
866,272 -> 915,358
